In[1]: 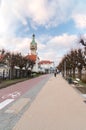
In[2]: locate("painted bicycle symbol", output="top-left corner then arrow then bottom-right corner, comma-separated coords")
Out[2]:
1,91 -> 21,99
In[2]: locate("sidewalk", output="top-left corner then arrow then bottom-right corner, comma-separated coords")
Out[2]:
13,74 -> 86,130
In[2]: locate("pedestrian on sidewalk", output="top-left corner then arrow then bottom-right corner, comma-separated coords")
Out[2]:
54,69 -> 57,77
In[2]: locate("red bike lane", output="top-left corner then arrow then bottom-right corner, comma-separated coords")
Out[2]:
0,75 -> 50,110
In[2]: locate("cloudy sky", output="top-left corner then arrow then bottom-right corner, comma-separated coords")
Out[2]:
0,0 -> 86,65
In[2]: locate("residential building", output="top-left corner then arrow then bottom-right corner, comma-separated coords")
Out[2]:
39,60 -> 54,73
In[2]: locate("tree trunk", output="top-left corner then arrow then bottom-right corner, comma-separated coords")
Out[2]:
78,68 -> 82,79
9,67 -> 14,79
73,68 -> 75,78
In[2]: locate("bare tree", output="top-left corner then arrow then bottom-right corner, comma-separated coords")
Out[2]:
79,38 -> 86,46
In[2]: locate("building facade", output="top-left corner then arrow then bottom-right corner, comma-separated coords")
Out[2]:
39,60 -> 54,73
26,34 -> 39,73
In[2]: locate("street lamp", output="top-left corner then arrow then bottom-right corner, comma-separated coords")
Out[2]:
64,60 -> 66,79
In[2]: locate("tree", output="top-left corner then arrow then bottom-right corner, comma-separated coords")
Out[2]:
77,49 -> 84,79
5,52 -> 18,79
0,49 -> 6,64
79,38 -> 86,46
83,47 -> 86,69
15,53 -> 25,78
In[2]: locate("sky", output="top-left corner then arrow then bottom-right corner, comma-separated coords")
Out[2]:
0,0 -> 86,65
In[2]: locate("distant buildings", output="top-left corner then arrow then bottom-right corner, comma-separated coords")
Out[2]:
38,60 -> 54,73
26,34 -> 40,72
26,34 -> 55,73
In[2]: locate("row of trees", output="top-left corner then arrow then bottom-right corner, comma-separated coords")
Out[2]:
57,47 -> 86,81
0,49 -> 35,79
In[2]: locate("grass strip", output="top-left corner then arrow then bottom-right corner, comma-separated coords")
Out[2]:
0,78 -> 28,89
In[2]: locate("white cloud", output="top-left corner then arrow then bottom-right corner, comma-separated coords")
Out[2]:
0,32 -> 83,67
0,0 -> 86,38
25,0 -> 75,28
0,0 -> 76,38
72,14 -> 86,29
0,0 -> 18,38
0,33 -> 77,62
47,33 -> 77,50
38,33 -> 77,64
0,0 -> 85,65
71,0 -> 86,29
12,9 -> 27,26
0,37 -> 31,55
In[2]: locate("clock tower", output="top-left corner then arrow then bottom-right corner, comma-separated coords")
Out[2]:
30,34 -> 37,55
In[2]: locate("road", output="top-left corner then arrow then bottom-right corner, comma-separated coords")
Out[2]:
0,74 -> 51,130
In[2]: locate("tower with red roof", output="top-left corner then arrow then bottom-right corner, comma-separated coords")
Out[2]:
26,34 -> 39,72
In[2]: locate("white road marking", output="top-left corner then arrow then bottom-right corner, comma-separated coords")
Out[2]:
1,91 -> 21,99
0,99 -> 14,110
5,98 -> 30,114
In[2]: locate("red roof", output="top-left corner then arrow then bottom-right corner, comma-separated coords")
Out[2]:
25,54 -> 36,62
39,60 -> 53,65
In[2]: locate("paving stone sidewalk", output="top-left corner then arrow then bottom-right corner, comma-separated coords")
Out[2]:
13,74 -> 86,130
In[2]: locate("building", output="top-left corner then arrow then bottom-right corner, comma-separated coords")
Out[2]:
39,60 -> 54,73
26,34 -> 39,72
0,63 -> 9,79
26,34 -> 55,73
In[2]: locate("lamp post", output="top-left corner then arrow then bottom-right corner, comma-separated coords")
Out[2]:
64,61 -> 66,79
